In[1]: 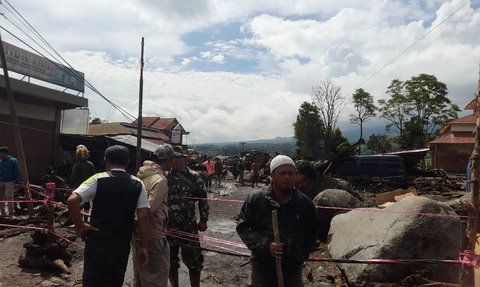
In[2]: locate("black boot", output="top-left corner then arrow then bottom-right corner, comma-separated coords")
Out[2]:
189,270 -> 201,287
169,267 -> 179,287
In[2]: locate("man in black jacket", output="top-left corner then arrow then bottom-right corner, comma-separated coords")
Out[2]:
236,155 -> 318,287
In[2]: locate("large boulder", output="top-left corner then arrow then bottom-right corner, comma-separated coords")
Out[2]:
308,175 -> 362,200
328,196 -> 461,285
446,192 -> 470,216
313,189 -> 362,242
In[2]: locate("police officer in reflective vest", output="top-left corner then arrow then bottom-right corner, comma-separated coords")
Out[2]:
67,145 -> 150,287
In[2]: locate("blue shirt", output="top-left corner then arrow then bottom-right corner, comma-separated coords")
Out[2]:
0,156 -> 21,182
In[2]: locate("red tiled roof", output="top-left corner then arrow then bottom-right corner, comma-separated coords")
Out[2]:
429,132 -> 475,144
465,99 -> 476,110
449,114 -> 476,125
438,114 -> 476,134
133,117 -> 181,131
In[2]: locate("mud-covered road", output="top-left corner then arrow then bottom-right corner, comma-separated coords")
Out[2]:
0,179 -> 345,286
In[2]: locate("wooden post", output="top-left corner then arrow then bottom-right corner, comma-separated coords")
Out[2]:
461,76 -> 480,286
271,209 -> 284,287
0,31 -> 34,215
136,37 -> 144,171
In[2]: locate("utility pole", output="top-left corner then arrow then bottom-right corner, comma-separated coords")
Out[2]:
0,31 -> 34,215
461,64 -> 480,286
136,37 -> 144,171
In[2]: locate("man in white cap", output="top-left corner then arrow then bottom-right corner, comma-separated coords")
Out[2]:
133,144 -> 179,287
236,155 -> 318,287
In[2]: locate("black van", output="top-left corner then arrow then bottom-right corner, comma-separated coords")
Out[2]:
331,155 -> 406,183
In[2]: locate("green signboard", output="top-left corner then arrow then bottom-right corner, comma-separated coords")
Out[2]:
0,41 -> 85,93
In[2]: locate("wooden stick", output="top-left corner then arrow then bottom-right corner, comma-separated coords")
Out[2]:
272,209 -> 284,287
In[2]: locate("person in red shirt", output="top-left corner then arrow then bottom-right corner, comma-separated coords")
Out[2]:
203,158 -> 215,192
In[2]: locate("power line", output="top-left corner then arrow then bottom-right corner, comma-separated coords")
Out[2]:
0,0 -> 137,122
0,25 -> 136,122
350,0 -> 471,94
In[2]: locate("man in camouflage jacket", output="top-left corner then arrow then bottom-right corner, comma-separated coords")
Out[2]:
167,149 -> 209,287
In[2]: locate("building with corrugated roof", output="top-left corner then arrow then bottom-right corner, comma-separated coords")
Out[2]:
88,122 -> 169,144
132,117 -> 189,145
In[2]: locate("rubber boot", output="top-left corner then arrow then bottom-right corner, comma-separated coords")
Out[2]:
189,270 -> 201,287
169,267 -> 179,287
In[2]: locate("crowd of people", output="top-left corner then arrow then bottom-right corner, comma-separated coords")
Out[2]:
1,142 -> 321,287
66,144 -> 209,287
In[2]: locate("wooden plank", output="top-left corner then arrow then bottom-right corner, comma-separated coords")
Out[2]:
376,188 -> 417,206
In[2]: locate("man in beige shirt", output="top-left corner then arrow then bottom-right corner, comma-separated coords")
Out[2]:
133,144 -> 180,287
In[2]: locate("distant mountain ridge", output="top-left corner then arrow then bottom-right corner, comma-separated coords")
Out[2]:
191,137 -> 296,156
196,136 -> 295,146
191,125 -> 391,156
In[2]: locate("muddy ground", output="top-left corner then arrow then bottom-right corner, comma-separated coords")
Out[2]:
0,176 -> 467,286
0,180 -> 345,287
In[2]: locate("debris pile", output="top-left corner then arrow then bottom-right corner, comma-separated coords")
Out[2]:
413,175 -> 465,194
18,231 -> 74,274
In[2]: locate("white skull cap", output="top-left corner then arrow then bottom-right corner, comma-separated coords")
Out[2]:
270,155 -> 295,172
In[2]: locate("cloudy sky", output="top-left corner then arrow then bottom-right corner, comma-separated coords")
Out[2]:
2,0 -> 480,143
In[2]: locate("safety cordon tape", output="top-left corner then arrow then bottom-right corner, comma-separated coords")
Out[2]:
182,196 -> 475,219
166,230 -> 480,267
1,222 -> 479,267
8,184 -> 480,267
25,185 -> 476,219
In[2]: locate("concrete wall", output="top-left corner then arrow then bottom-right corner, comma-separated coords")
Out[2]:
433,144 -> 473,174
0,99 -> 55,121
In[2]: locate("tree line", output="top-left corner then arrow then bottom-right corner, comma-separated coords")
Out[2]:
294,73 -> 460,160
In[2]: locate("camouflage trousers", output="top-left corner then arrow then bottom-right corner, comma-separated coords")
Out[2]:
167,228 -> 204,272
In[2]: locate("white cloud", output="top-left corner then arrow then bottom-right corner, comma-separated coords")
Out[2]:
242,1 -> 480,105
3,0 -> 480,143
63,50 -> 307,143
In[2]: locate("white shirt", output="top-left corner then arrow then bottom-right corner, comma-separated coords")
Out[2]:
74,168 -> 149,209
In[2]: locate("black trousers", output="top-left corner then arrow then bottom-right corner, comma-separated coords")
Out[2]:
249,259 -> 304,287
83,234 -> 131,287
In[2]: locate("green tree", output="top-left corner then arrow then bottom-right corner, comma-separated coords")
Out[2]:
378,79 -> 409,139
378,74 -> 460,149
367,134 -> 392,154
331,128 -> 351,155
293,102 -> 324,159
404,74 -> 460,146
89,117 -> 103,125
350,88 -> 376,140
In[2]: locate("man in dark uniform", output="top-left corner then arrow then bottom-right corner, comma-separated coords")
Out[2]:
167,147 -> 209,287
67,145 -> 150,287
237,155 -> 318,287
69,145 -> 95,188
